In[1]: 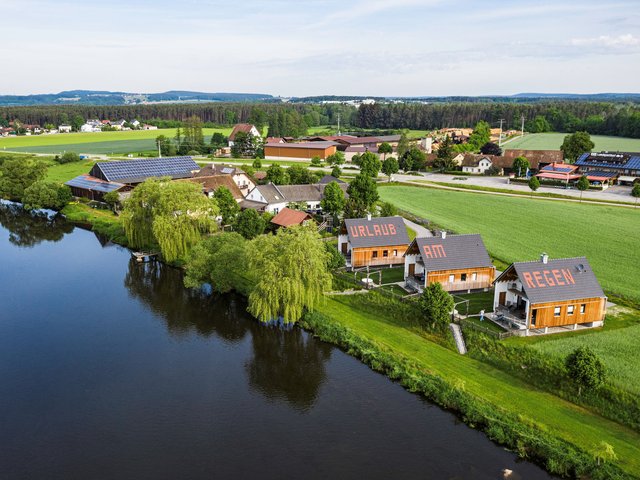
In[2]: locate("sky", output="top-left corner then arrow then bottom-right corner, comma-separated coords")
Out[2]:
1,0 -> 640,97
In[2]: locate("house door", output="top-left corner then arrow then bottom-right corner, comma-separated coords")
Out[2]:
499,291 -> 506,306
341,243 -> 348,254
408,264 -> 415,277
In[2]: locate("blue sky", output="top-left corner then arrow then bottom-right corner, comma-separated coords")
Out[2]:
2,0 -> 639,96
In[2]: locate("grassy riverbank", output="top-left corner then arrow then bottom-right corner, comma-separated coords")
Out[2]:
61,203 -> 126,244
306,293 -> 640,478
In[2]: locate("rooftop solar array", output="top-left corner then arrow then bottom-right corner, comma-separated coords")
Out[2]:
576,152 -> 640,171
91,156 -> 199,183
66,175 -> 124,193
541,164 -> 575,173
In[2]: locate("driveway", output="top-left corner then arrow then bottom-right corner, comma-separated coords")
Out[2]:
403,218 -> 432,237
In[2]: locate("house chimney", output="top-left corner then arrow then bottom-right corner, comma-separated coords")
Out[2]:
441,231 -> 447,239
367,213 -> 372,221
541,253 -> 549,264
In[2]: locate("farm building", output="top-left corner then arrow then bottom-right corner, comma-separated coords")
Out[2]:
270,207 -> 314,228
88,156 -> 199,185
339,215 -> 410,269
243,182 -> 348,214
536,162 -> 616,188
65,174 -> 126,202
228,123 -> 261,147
181,175 -> 244,201
501,150 -> 563,171
195,164 -> 255,193
576,151 -> 640,185
404,233 -> 495,293
493,255 -> 606,333
264,141 -> 338,160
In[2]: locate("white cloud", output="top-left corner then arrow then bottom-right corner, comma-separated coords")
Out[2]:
571,34 -> 640,48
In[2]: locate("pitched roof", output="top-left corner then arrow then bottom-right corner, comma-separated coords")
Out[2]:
343,216 -> 410,248
90,156 -> 199,184
501,150 -> 563,169
65,174 -> 125,193
461,154 -> 496,167
318,175 -> 346,184
495,257 -> 605,304
377,135 -> 402,142
229,123 -> 259,141
182,175 -> 244,200
277,184 -> 324,202
576,151 -> 640,171
410,234 -> 493,272
333,136 -> 382,145
270,207 -> 314,227
540,163 -> 578,173
265,141 -> 338,149
194,164 -> 246,177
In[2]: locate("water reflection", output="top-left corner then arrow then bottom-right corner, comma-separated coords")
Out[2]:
123,258 -> 332,411
0,201 -> 73,247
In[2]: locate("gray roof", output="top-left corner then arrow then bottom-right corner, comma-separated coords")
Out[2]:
254,183 -> 287,204
90,156 -> 198,184
377,135 -> 402,142
318,175 -> 346,184
410,234 -> 493,272
66,174 -> 124,193
344,216 -> 410,248
194,164 -> 246,177
252,182 -> 348,205
496,257 -> 605,304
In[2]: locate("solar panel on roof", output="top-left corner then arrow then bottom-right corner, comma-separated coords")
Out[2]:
96,156 -> 198,182
66,176 -> 124,193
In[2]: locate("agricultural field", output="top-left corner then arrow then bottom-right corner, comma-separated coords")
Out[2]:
503,133 -> 640,152
307,125 -> 431,139
0,128 -> 229,155
379,185 -> 640,303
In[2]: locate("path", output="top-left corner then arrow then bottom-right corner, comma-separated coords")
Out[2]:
403,218 -> 432,237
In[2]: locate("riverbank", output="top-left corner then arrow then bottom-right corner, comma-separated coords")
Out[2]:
303,293 -> 640,479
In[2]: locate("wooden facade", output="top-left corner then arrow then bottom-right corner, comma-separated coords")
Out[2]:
351,245 -> 407,268
427,266 -> 495,292
529,297 -> 606,329
264,144 -> 337,160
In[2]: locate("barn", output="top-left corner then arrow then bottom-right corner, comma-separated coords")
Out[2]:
493,255 -> 607,333
403,232 -> 495,293
264,141 -> 338,160
339,216 -> 410,269
65,174 -> 125,202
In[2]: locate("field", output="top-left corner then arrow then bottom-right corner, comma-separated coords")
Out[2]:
0,128 -> 229,155
45,160 -> 97,183
378,185 -> 640,302
503,133 -> 640,152
307,125 -> 431,139
316,294 -> 640,476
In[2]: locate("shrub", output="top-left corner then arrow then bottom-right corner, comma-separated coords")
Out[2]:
56,152 -> 81,164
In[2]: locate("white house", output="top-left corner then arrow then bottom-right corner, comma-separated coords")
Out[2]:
130,119 -> 141,128
194,165 -> 255,194
58,124 -> 72,133
461,155 -> 494,174
228,123 -> 261,147
243,182 -> 348,214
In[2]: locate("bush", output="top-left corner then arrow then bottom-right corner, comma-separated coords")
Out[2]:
56,152 -> 81,164
187,150 -> 201,156
310,156 -> 322,167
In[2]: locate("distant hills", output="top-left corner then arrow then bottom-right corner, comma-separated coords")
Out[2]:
0,90 -> 639,107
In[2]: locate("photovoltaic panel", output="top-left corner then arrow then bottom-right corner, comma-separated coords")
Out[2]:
94,156 -> 199,183
66,175 -> 124,193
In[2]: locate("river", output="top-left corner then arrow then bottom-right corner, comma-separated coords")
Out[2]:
0,203 -> 553,479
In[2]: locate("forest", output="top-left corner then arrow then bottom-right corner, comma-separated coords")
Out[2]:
2,101 -> 640,138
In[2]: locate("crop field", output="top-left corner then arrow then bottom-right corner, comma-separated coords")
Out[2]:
502,133 -> 640,152
0,128 -> 229,154
378,185 -> 640,302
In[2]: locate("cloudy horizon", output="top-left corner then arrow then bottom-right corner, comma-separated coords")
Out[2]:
2,0 -> 639,97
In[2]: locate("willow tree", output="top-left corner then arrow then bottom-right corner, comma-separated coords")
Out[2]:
247,226 -> 331,324
121,178 -> 219,262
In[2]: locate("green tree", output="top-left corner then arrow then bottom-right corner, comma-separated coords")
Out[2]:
433,135 -> 455,171
266,163 -> 289,184
378,142 -> 393,160
184,232 -> 249,293
287,165 -> 314,184
345,173 -> 379,217
358,151 -> 382,177
631,183 -> 640,208
512,156 -> 530,177
234,208 -> 266,239
528,176 -> 540,196
214,186 -> 240,225
252,158 -> 262,169
480,142 -> 502,156
381,157 -> 399,181
565,346 -> 606,395
121,178 -> 218,262
326,151 -> 345,166
592,441 -> 618,467
379,201 -> 397,217
182,115 -> 205,153
396,131 -> 411,158
526,115 -> 552,133
71,115 -> 84,132
417,282 -> 454,332
156,135 -> 176,156
210,132 -> 228,149
576,175 -> 590,202
247,226 -> 331,324
55,152 -> 82,164
0,158 -> 47,200
468,121 -> 491,150
103,190 -> 121,211
320,181 -> 346,216
331,165 -> 342,178
22,182 -> 71,210
561,131 -> 595,163
401,148 -> 426,171
310,156 -> 322,167
231,131 -> 258,158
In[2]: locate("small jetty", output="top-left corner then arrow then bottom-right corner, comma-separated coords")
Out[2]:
131,251 -> 159,263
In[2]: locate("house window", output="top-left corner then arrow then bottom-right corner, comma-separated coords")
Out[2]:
273,208 -> 279,214
567,305 -> 575,315
471,272 -> 477,281
580,304 -> 586,314
393,249 -> 398,256
448,274 -> 455,283
372,251 -> 378,258
383,250 -> 389,257
554,306 -> 561,317
461,273 -> 467,282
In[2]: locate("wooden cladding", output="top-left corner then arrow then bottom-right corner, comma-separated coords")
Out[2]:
529,297 -> 606,329
351,245 -> 407,268
427,267 -> 495,292
264,145 -> 337,159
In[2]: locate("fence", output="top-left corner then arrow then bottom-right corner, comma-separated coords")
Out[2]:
457,317 -> 514,340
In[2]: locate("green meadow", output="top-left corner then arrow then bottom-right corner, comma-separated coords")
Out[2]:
378,185 -> 640,303
503,133 -> 640,152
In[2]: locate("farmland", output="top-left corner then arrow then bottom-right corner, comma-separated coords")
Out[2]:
378,185 -> 640,303
503,133 -> 640,152
0,128 -> 229,154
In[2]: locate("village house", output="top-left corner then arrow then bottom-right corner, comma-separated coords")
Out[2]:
182,175 -> 244,201
576,151 -> 640,186
501,150 -> 563,172
195,164 -> 255,194
58,124 -> 72,133
264,141 -> 338,161
492,255 -> 607,334
228,123 -> 261,148
110,119 -> 127,130
404,233 -> 495,293
243,182 -> 347,214
461,154 -> 497,174
270,207 -> 315,229
339,215 -> 410,269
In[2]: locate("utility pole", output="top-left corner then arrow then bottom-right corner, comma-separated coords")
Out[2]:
498,119 -> 505,147
157,139 -> 162,158
337,113 -> 341,136
521,115 -> 525,137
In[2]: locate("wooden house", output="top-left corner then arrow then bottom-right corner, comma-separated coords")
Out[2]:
493,255 -> 607,333
404,233 -> 495,293
339,216 -> 410,269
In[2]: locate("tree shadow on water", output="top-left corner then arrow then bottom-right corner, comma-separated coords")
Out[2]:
0,201 -> 74,248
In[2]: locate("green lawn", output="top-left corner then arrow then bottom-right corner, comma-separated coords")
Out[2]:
0,128 -> 229,154
316,294 -> 640,476
503,133 -> 640,152
454,290 -> 494,315
379,185 -> 640,303
370,266 -> 405,284
45,161 -> 96,183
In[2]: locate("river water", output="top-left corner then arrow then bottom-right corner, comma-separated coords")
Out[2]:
0,204 -> 552,479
